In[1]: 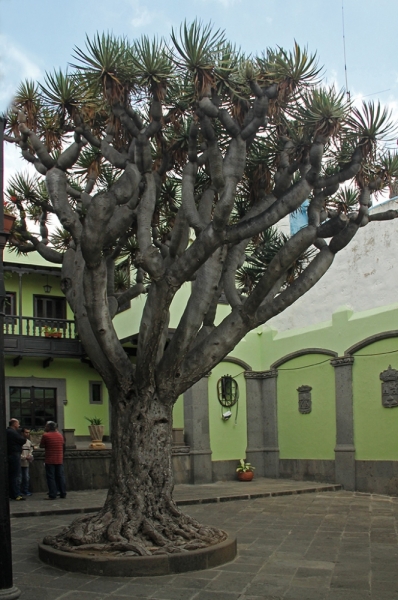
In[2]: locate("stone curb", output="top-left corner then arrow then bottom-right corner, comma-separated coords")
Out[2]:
38,535 -> 237,577
11,484 -> 342,519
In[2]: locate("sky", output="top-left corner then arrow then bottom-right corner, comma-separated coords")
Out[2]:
1,0 -> 398,188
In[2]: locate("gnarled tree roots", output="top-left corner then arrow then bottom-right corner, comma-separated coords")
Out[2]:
43,504 -> 227,557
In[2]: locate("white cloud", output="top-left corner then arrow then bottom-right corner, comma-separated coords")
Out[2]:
217,0 -> 241,6
130,0 -> 154,28
198,0 -> 241,6
324,69 -> 341,91
0,36 -> 42,189
0,34 -> 42,112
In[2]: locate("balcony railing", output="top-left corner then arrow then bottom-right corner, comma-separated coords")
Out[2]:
4,316 -> 77,339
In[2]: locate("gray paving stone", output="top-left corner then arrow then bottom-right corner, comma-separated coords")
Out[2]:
193,593 -> 241,600
370,578 -> 398,594
240,595 -> 284,600
243,581 -> 288,597
370,593 -> 398,600
151,587 -> 199,599
77,577 -> 127,594
330,576 -> 370,591
59,593 -> 107,600
167,576 -> 212,590
327,590 -> 371,600
294,566 -> 332,579
206,572 -> 252,593
112,582 -> 163,597
7,488 -> 398,599
11,588 -> 67,600
284,587 -> 328,599
214,561 -> 262,574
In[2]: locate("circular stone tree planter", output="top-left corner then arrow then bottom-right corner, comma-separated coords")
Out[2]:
38,536 -> 237,577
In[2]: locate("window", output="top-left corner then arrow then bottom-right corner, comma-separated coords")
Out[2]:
5,292 -> 16,316
34,295 -> 66,329
90,381 -> 103,405
4,292 -> 17,329
9,386 -> 57,428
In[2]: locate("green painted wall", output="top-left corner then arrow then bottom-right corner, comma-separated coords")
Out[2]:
208,361 -> 247,462
5,271 -> 73,321
255,304 -> 398,371
277,354 -> 336,460
5,357 -> 109,436
353,338 -> 398,460
6,248 -> 398,466
172,396 -> 184,429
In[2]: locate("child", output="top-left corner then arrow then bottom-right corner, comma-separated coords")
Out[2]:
20,427 -> 34,496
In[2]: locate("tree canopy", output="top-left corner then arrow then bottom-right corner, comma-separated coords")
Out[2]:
4,21 -> 398,556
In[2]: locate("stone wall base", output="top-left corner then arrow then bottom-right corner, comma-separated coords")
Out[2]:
29,450 -> 112,492
279,458 -> 398,497
355,461 -> 398,496
28,450 -> 191,492
28,453 -> 398,497
212,460 -> 238,482
279,459 -> 336,484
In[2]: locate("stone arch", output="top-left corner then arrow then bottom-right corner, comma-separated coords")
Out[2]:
345,330 -> 398,356
219,355 -> 252,371
271,348 -> 337,370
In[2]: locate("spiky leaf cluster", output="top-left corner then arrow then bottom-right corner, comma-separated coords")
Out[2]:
4,20 -> 398,299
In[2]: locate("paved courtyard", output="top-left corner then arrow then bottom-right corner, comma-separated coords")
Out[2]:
10,489 -> 398,600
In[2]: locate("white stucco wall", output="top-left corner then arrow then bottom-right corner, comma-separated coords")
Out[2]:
269,198 -> 398,332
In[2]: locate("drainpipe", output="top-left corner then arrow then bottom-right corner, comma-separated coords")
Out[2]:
18,273 -> 22,336
0,116 -> 21,599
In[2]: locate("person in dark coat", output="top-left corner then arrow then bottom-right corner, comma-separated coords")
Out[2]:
6,418 -> 26,501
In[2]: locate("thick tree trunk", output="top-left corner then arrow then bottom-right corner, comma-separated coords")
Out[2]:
44,389 -> 226,556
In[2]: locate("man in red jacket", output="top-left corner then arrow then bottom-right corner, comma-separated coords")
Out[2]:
40,421 -> 67,499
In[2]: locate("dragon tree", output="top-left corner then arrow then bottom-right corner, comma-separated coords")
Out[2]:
4,22 -> 398,556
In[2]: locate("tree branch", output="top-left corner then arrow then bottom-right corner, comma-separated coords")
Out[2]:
46,168 -> 83,241
61,247 -> 121,390
157,245 -> 226,387
256,245 -> 334,323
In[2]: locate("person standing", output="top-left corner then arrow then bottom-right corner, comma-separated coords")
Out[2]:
40,421 -> 67,499
6,418 -> 26,501
20,427 -> 34,496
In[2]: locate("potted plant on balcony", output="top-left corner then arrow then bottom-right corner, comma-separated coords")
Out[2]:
85,416 -> 105,449
3,201 -> 17,233
43,326 -> 63,338
236,458 -> 255,481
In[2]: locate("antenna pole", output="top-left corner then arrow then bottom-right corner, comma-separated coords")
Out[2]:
342,0 -> 350,101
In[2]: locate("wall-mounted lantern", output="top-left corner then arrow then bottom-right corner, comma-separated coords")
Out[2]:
43,275 -> 52,294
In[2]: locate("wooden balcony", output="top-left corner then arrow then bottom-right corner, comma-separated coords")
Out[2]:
4,316 -> 84,361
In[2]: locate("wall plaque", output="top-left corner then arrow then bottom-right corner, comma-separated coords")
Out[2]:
297,385 -> 312,414
380,365 -> 398,408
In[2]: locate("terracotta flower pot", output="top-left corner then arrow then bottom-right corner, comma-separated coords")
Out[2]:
3,214 -> 16,233
237,471 -> 254,481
